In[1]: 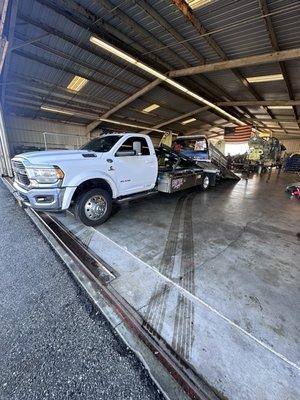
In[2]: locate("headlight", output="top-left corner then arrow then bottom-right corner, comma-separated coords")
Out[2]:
26,166 -> 64,184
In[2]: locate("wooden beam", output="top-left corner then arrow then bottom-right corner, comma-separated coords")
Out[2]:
216,100 -> 300,107
132,0 -> 205,64
171,0 -> 284,131
258,0 -> 300,129
248,118 -> 300,124
131,0 -> 255,120
141,106 -> 209,134
86,79 -> 161,133
169,48 -> 300,77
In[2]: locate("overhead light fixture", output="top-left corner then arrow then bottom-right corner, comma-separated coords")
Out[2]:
181,118 -> 197,125
41,106 -> 74,115
187,0 -> 213,9
67,75 -> 88,91
142,103 -> 160,113
268,105 -> 293,110
89,35 -> 246,127
246,74 -> 284,83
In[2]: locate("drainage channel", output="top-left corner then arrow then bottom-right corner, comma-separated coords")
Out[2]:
3,177 -> 220,400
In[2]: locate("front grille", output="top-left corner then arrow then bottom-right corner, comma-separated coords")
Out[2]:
12,160 -> 30,187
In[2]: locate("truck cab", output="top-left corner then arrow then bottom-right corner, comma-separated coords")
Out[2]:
12,133 -> 158,225
82,133 -> 158,196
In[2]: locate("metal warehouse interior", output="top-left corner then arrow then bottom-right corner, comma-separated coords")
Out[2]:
0,1 -> 299,400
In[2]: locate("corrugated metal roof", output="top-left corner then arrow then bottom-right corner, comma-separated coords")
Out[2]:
3,0 -> 300,137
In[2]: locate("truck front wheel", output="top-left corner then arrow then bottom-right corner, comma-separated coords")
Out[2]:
75,188 -> 112,226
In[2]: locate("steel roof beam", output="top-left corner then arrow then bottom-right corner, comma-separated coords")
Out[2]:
169,48 -> 300,77
6,89 -> 107,115
14,49 -> 134,97
97,0 -> 183,69
17,13 -> 149,82
258,0 -> 299,130
171,0 -> 286,133
35,0 -> 171,71
0,0 -> 9,37
1,0 -> 19,104
9,73 -> 115,108
14,33 -> 141,91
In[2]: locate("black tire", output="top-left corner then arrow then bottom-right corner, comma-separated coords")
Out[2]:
75,188 -> 112,226
198,174 -> 210,191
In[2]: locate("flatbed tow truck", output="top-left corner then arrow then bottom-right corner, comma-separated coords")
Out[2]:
12,133 -> 238,226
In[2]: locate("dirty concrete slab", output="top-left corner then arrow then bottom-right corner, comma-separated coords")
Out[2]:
51,172 -> 300,400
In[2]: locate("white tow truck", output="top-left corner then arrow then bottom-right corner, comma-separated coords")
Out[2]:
12,133 -> 217,226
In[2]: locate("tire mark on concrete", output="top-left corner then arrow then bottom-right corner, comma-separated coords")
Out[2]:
143,194 -> 187,334
172,193 -> 196,360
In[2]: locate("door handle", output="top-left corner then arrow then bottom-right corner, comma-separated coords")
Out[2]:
106,158 -> 113,163
146,160 -> 154,164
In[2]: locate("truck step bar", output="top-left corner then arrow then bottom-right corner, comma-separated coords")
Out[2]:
116,189 -> 158,203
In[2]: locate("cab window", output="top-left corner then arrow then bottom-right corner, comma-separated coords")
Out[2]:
81,135 -> 120,152
117,137 -> 150,156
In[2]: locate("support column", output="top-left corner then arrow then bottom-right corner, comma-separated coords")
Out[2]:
0,104 -> 13,177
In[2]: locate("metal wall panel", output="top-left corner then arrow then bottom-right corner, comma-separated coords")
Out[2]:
281,139 -> 300,153
5,116 -> 87,154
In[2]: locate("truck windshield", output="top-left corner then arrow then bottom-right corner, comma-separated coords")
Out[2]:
81,135 -> 120,152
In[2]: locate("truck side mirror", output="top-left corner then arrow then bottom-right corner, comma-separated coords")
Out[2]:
133,141 -> 142,156
115,150 -> 136,157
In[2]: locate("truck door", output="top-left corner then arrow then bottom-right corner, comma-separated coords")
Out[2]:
113,136 -> 157,196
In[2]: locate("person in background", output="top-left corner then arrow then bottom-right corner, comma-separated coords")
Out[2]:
173,140 -> 183,153
227,153 -> 233,169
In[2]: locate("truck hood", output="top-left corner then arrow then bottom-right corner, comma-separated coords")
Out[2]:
14,150 -> 101,165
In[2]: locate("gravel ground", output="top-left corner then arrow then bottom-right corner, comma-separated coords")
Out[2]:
0,181 -> 164,400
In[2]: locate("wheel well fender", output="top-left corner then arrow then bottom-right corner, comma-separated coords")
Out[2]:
70,178 -> 114,204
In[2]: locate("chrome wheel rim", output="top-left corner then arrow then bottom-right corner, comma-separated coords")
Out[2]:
203,176 -> 209,189
84,195 -> 107,220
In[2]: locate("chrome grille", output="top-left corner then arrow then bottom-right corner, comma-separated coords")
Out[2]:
12,160 -> 30,187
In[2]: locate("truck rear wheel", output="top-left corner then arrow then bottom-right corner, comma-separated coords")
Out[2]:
198,175 -> 210,191
75,188 -> 112,226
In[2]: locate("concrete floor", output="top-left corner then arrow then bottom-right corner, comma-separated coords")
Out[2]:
52,171 -> 300,400
0,181 -> 164,400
